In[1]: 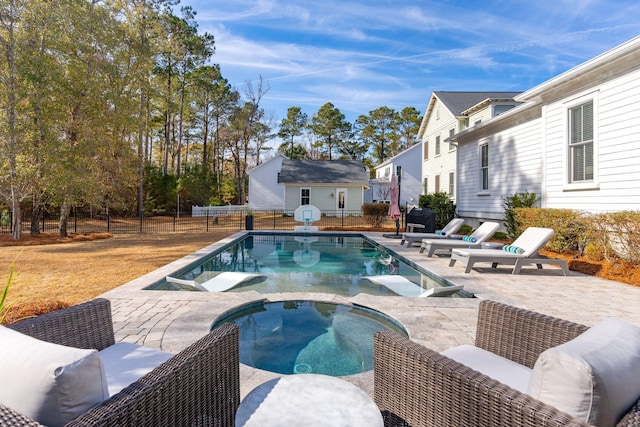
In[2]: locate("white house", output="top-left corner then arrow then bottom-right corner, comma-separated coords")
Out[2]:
248,157 -> 370,211
370,142 -> 422,207
418,92 -> 521,204
451,36 -> 640,227
247,154 -> 287,209
278,159 -> 370,211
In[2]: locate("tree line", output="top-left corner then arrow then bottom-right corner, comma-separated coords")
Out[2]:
0,0 -> 422,239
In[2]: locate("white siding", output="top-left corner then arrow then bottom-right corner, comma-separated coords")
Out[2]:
248,156 -> 285,209
421,99 -> 458,202
457,118 -> 543,226
284,185 -> 364,211
543,69 -> 640,212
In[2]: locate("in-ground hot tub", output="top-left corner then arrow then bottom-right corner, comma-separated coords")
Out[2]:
211,299 -> 408,376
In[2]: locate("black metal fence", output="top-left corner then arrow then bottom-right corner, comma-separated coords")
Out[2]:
1,209 -> 405,235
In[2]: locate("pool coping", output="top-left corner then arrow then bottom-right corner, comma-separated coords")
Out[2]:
100,230 -> 640,399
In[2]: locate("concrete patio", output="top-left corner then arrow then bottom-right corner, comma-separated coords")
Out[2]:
99,231 -> 640,399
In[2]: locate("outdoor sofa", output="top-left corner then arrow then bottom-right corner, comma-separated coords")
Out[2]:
374,300 -> 640,427
0,298 -> 240,426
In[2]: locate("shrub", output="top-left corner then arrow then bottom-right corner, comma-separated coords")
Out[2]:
458,224 -> 473,235
514,208 -> 590,254
503,191 -> 539,239
362,203 -> 390,228
419,192 -> 455,229
592,211 -> 640,263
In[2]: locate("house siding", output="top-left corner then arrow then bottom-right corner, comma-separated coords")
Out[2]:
247,155 -> 285,209
457,117 -> 543,227
421,99 -> 458,202
284,185 -> 364,211
543,68 -> 640,212
373,143 -> 423,206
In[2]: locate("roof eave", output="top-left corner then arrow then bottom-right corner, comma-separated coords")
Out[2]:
515,36 -> 640,102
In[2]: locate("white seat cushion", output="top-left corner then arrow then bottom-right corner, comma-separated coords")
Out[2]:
441,344 -> 532,393
99,342 -> 173,396
0,325 -> 108,427
527,318 -> 640,427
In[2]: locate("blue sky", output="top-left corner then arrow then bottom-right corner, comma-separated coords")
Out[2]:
180,0 -> 640,125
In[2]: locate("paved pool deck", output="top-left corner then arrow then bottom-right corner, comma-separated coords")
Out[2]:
99,231 -> 640,399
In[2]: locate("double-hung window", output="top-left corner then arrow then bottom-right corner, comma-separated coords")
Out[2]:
301,188 -> 310,205
569,101 -> 594,183
480,144 -> 489,191
448,172 -> 455,197
435,136 -> 441,156
448,128 -> 455,151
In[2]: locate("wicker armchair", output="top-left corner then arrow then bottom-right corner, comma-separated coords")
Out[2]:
1,298 -> 240,427
374,300 -> 640,427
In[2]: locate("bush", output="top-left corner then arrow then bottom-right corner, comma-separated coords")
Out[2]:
419,192 -> 455,229
458,224 -> 473,235
362,203 -> 390,228
514,208 -> 590,254
503,191 -> 539,239
591,211 -> 640,263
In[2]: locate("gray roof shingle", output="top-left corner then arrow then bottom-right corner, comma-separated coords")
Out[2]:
434,91 -> 521,115
279,159 -> 369,184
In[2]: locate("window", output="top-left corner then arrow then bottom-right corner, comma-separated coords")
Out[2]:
423,177 -> 428,194
301,188 -> 310,205
435,174 -> 440,193
493,104 -> 515,116
480,144 -> 489,191
448,128 -> 455,151
569,101 -> 594,182
448,172 -> 455,196
435,136 -> 441,156
423,141 -> 429,160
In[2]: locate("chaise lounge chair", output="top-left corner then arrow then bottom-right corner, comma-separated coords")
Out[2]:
449,226 -> 570,274
374,300 -> 640,427
400,218 -> 465,247
166,271 -> 266,292
419,221 -> 500,257
0,298 -> 240,427
363,275 -> 464,297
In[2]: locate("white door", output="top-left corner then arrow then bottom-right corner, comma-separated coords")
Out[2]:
336,188 -> 347,211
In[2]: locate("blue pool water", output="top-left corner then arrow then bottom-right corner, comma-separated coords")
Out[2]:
210,300 -> 408,376
147,233 -> 463,297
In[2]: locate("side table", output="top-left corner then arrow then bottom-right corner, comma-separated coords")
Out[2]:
235,374 -> 383,427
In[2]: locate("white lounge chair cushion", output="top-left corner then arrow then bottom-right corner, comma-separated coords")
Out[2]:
166,272 -> 264,292
442,344 -> 532,393
99,342 -> 173,396
0,325 -> 109,427
527,318 -> 640,426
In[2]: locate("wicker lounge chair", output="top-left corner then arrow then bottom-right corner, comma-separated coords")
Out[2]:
419,221 -> 500,257
1,298 -> 240,427
374,300 -> 640,427
400,218 -> 465,247
450,226 -> 570,274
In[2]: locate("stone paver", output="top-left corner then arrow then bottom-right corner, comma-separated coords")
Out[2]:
99,231 -> 640,398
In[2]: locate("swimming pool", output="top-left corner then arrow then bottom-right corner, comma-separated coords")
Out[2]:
146,232 -> 466,297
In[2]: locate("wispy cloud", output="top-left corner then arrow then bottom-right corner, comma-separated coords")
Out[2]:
182,0 -> 640,123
